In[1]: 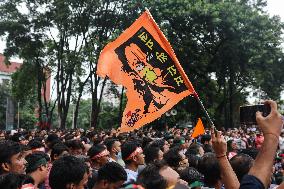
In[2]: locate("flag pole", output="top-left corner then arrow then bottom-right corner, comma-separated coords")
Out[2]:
192,92 -> 215,128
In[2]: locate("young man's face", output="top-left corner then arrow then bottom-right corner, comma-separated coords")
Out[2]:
98,151 -> 110,166
38,164 -> 49,183
0,133 -> 5,140
135,151 -> 145,165
112,141 -> 121,154
163,141 -> 170,153
8,152 -> 27,174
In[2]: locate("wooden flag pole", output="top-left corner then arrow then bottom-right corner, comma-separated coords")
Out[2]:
192,92 -> 215,128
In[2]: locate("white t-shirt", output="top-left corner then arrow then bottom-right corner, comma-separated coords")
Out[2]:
124,168 -> 138,183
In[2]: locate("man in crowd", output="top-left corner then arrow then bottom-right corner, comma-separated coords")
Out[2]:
121,141 -> 145,183
49,155 -> 89,189
25,152 -> 49,188
88,144 -> 110,171
104,139 -> 124,166
0,140 -> 27,175
92,162 -> 127,189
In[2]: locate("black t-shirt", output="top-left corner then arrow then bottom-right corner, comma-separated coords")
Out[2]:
240,175 -> 265,189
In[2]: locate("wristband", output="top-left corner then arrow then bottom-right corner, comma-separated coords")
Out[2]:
216,154 -> 227,159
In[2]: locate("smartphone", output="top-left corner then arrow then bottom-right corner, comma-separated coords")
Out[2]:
240,104 -> 271,124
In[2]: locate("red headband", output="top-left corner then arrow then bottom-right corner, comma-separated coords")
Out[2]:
21,184 -> 35,189
91,149 -> 110,160
126,147 -> 143,160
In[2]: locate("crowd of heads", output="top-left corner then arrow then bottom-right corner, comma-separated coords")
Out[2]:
0,113 -> 284,189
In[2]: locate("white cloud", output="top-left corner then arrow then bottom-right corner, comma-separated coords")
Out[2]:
265,0 -> 284,22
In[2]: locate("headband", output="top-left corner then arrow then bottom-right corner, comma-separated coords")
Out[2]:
91,149 -> 110,160
125,147 -> 143,160
21,183 -> 35,189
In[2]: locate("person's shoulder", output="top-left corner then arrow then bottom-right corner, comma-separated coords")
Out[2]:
240,175 -> 265,189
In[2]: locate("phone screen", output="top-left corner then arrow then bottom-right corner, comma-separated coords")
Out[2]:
240,104 -> 271,124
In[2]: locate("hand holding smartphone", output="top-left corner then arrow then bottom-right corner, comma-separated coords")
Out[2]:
240,104 -> 271,125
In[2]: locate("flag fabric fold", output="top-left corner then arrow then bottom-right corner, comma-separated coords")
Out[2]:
97,10 -> 196,133
191,118 -> 205,138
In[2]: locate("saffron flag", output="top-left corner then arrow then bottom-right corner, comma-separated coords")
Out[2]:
191,118 -> 205,138
97,10 -> 196,133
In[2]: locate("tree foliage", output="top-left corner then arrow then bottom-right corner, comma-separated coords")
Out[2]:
0,0 -> 283,129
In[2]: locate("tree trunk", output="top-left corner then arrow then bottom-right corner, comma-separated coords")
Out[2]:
223,81 -> 228,129
229,70 -> 234,128
91,77 -> 107,128
73,92 -> 83,129
36,60 -> 43,127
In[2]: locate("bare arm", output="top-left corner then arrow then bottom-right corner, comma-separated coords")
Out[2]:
247,100 -> 283,188
211,129 -> 240,189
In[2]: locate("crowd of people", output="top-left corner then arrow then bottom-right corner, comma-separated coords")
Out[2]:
0,100 -> 284,189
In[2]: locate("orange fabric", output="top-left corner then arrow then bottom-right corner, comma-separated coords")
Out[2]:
97,10 -> 195,133
191,118 -> 205,138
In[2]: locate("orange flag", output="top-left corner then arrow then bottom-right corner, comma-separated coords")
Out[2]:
97,10 -> 195,133
191,118 -> 205,138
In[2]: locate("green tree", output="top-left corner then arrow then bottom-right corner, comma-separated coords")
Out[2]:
122,0 -> 284,128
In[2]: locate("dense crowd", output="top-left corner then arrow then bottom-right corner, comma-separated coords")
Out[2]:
0,100 -> 283,189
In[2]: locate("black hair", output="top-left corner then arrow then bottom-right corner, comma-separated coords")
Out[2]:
88,144 -> 106,160
172,137 -> 185,147
97,162 -> 127,183
203,144 -> 213,153
65,140 -> 84,151
186,144 -> 202,156
81,136 -> 90,144
163,146 -> 182,168
227,140 -> 235,152
49,155 -> 88,189
50,143 -> 69,161
104,139 -> 117,152
200,134 -> 211,145
230,153 -> 254,181
0,140 -> 22,175
239,148 -> 259,159
150,139 -> 166,152
25,152 -> 48,174
197,152 -> 221,187
179,167 -> 203,185
46,134 -> 59,147
185,154 -> 200,169
144,145 -> 161,164
141,137 -> 153,149
27,139 -> 44,150
137,161 -> 167,189
0,173 -> 34,189
10,133 -> 25,143
121,141 -> 140,164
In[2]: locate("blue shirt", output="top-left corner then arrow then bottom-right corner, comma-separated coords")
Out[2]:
240,175 -> 265,189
